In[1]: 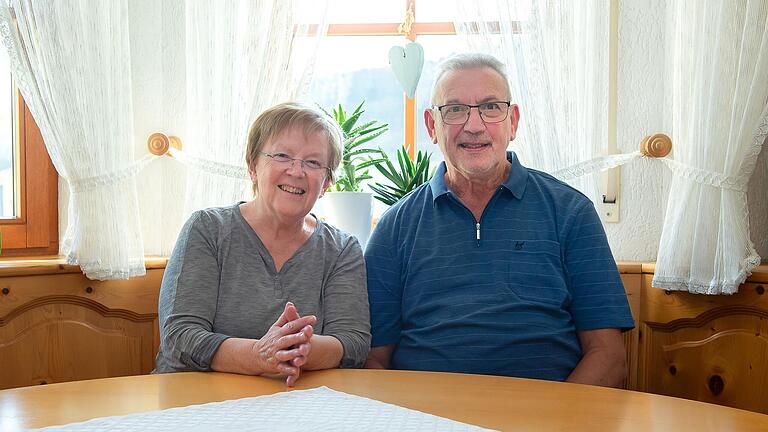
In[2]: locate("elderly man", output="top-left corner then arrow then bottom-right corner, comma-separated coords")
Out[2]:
363,53 -> 634,387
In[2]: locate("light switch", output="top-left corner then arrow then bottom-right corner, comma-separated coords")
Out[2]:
600,165 -> 620,223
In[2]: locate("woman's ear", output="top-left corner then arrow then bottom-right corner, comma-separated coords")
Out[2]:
247,162 -> 258,183
320,175 -> 332,197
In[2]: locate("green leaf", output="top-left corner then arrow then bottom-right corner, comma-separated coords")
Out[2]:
350,130 -> 387,148
351,100 -> 365,117
316,104 -> 333,119
373,159 -> 405,189
348,120 -> 377,135
319,100 -> 391,193
352,123 -> 388,137
347,145 -> 382,154
369,183 -> 399,206
396,149 -> 408,180
365,143 -> 436,207
342,110 -> 363,133
347,148 -> 384,159
356,158 -> 386,170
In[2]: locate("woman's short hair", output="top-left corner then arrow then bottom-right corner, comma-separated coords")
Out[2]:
245,102 -> 343,194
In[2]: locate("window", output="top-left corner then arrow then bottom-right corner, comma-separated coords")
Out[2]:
311,1 -> 460,153
0,47 -> 58,257
1,46 -> 14,218
310,34 -> 407,164
299,0 -> 460,214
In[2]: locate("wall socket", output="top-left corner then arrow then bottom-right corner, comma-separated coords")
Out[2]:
602,201 -> 620,223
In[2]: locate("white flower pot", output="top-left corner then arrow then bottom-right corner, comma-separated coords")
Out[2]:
313,192 -> 373,249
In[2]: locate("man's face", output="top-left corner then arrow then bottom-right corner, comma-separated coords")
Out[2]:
425,67 -> 520,180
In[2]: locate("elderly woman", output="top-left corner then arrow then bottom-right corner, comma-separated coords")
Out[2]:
154,102 -> 370,386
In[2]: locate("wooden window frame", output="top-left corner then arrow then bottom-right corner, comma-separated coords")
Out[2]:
0,94 -> 58,257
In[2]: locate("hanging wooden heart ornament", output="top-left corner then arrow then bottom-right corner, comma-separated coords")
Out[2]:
388,42 -> 424,99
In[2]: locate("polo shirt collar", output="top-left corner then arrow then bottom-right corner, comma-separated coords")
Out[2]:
503,151 -> 528,199
428,162 -> 450,200
429,151 -> 528,202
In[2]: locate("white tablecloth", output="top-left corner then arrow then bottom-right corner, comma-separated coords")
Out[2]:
34,386 -> 496,431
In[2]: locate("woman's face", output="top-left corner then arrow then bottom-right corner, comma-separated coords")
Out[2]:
251,125 -> 332,222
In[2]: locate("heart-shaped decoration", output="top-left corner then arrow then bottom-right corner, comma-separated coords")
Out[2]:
388,42 -> 424,99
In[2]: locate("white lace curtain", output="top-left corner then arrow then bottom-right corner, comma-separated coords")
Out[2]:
455,0 -> 768,294
0,0 -> 145,279
179,1 -> 327,216
0,0 -> 327,280
455,0 -> 609,205
653,1 -> 768,294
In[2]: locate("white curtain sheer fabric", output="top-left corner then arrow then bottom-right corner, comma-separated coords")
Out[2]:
182,1 -> 327,216
454,0 -> 609,205
654,1 -> 768,294
0,1 -> 145,279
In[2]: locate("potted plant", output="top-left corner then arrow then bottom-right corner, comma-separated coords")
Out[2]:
315,101 -> 388,248
369,144 -> 435,206
321,101 -> 388,192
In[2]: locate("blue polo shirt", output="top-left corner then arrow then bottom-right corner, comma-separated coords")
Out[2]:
365,151 -> 634,381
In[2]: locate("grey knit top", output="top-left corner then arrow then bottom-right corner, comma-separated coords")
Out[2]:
154,203 -> 370,373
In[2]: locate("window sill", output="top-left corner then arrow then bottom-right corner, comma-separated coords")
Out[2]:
640,263 -> 768,284
0,257 -> 763,282
0,256 -> 169,277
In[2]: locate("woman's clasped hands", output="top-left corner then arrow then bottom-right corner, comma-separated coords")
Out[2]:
253,302 -> 315,386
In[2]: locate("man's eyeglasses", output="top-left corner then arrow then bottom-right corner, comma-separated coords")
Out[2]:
259,152 -> 330,176
434,101 -> 512,125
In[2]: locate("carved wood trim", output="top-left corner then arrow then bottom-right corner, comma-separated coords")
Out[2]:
0,319 -> 144,349
644,305 -> 768,332
660,329 -> 768,352
0,295 -> 157,326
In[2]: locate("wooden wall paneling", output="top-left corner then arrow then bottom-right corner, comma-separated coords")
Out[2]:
0,271 -> 162,315
638,274 -> 768,413
1,260 -> 765,410
620,273 -> 641,390
0,299 -> 155,388
0,269 -> 163,390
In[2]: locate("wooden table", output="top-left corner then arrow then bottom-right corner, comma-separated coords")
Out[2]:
2,369 -> 768,431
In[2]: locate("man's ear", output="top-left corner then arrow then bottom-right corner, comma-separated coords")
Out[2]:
508,104 -> 521,141
424,109 -> 439,144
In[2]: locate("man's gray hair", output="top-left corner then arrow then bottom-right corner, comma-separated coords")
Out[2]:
430,53 -> 511,105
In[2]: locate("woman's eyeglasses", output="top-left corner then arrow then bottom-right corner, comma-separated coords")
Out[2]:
259,152 -> 330,176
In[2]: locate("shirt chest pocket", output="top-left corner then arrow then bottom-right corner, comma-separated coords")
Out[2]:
505,240 -> 570,307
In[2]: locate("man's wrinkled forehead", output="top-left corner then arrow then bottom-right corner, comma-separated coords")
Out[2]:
431,66 -> 511,105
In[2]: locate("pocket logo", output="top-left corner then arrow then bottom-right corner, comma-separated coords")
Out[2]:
514,241 -> 525,250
